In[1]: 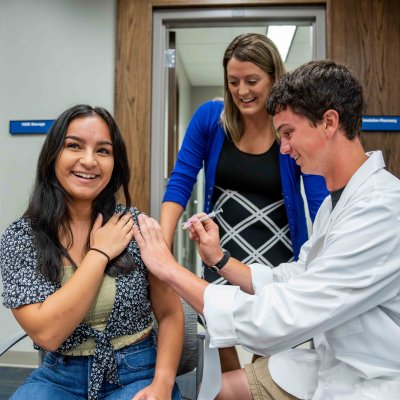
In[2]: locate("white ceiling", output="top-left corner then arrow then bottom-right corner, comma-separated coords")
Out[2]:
175,25 -> 313,87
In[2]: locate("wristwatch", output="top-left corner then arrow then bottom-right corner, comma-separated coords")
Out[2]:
203,249 -> 230,273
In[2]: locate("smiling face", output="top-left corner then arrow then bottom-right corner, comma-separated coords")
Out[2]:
226,57 -> 273,119
274,108 -> 327,176
55,115 -> 114,207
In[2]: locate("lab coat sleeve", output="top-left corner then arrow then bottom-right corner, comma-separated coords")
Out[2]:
204,188 -> 400,356
250,227 -> 313,295
249,263 -> 274,294
250,258 -> 307,295
204,259 -> 309,350
203,284 -> 240,348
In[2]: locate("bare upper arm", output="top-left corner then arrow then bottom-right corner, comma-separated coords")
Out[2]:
148,272 -> 183,323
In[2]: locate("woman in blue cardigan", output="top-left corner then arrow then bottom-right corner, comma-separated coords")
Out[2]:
161,33 -> 328,372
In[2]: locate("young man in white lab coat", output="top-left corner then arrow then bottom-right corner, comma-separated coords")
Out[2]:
133,60 -> 400,400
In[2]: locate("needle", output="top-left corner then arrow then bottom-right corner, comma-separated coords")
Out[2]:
180,207 -> 223,230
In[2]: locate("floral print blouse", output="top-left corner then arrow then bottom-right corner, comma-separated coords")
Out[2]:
0,205 -> 153,399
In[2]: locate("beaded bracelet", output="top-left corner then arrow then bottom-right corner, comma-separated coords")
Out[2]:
88,247 -> 110,264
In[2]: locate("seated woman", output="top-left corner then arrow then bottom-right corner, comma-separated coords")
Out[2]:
0,104 -> 183,400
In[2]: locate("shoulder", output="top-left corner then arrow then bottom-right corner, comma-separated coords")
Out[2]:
115,204 -> 140,219
1,218 -> 33,251
1,219 -> 58,308
194,99 -> 224,121
359,168 -> 400,212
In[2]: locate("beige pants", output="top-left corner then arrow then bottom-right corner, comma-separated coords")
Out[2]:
244,357 -> 298,400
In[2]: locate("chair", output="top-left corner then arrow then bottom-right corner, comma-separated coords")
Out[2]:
153,299 -> 205,399
0,330 -> 31,358
0,300 -> 205,399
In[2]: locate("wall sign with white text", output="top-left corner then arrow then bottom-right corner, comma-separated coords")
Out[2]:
362,116 -> 399,131
9,120 -> 55,135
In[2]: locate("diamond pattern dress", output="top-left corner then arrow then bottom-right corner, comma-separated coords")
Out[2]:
203,139 -> 294,284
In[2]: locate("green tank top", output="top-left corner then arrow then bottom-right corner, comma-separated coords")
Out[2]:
61,265 -> 152,356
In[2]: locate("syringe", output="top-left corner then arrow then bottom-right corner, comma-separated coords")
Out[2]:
181,207 -> 223,230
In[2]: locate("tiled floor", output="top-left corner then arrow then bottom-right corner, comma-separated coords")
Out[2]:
0,366 -> 34,400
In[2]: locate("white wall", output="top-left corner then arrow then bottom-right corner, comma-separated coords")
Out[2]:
0,0 -> 116,357
190,86 -> 223,115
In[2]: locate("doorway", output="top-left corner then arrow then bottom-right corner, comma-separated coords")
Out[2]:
151,6 -> 326,272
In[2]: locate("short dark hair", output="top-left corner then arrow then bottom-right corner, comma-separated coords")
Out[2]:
267,60 -> 364,139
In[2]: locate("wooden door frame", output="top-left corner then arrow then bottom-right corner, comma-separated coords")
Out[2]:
115,0 -> 329,213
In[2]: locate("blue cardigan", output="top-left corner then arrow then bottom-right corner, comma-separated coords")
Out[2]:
163,100 -> 328,259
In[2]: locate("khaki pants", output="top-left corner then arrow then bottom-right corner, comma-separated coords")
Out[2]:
244,357 -> 298,400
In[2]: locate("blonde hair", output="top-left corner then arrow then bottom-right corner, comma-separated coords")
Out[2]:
220,33 -> 285,141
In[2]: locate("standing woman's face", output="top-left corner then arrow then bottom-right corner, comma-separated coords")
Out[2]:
227,57 -> 273,119
55,115 -> 114,205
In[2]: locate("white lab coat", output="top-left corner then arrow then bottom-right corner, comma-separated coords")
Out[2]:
204,151 -> 400,399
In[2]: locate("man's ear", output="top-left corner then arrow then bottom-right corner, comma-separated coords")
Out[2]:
323,109 -> 339,138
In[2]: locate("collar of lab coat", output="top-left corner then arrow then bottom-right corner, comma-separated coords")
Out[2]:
329,151 -> 385,224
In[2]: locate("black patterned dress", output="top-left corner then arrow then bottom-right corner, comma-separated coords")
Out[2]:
203,138 -> 294,284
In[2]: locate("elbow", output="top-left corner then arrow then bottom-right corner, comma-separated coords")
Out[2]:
36,340 -> 62,353
158,307 -> 184,326
30,331 -> 64,352
41,343 -> 60,352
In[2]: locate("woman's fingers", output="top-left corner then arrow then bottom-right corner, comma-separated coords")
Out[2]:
122,216 -> 135,233
116,212 -> 132,226
109,212 -> 122,224
109,213 -> 135,238
90,212 -> 136,259
93,213 -> 103,231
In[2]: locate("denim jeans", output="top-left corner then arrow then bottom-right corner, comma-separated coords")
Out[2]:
11,333 -> 181,400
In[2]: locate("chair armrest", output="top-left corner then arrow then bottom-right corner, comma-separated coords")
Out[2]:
0,330 -> 27,357
196,332 -> 206,394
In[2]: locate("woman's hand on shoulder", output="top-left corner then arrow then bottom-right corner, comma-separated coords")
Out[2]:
90,212 -> 134,260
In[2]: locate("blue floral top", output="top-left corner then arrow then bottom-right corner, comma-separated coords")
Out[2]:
0,205 -> 153,399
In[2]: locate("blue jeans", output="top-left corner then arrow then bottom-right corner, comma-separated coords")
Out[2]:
11,333 -> 181,400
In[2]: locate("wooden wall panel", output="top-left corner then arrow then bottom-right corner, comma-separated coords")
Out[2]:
116,0 -> 399,212
115,0 -> 152,210
329,0 -> 400,175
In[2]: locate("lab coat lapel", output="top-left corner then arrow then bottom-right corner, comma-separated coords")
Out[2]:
328,151 -> 385,226
305,152 -> 385,267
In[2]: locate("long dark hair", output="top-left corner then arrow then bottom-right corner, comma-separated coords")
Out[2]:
24,104 -> 135,282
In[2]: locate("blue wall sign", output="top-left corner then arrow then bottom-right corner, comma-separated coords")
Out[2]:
362,116 -> 400,131
9,120 -> 55,135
